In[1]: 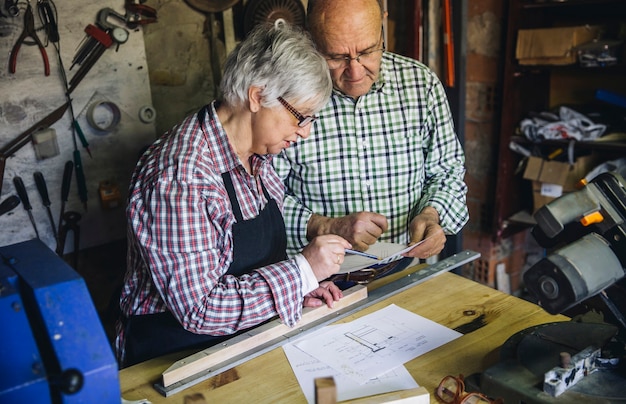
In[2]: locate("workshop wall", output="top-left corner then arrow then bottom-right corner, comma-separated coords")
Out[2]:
0,1 -> 156,252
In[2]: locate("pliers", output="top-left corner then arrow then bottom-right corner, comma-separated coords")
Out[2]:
9,3 -> 50,76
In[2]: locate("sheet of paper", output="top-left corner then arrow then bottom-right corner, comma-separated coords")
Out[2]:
339,238 -> 428,274
294,304 -> 462,384
283,328 -> 419,404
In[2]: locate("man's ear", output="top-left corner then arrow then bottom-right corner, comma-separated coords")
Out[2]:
248,86 -> 263,113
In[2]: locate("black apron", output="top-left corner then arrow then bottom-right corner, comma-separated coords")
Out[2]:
123,169 -> 287,367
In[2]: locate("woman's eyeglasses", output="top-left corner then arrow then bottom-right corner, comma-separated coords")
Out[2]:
436,375 -> 503,404
277,97 -> 317,127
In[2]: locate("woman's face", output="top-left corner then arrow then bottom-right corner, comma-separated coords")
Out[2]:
251,98 -> 317,155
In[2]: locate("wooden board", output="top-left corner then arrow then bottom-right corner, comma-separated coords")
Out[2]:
161,285 -> 368,388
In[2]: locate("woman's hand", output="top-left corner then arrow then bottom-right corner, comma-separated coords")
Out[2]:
301,234 -> 352,281
303,281 -> 343,308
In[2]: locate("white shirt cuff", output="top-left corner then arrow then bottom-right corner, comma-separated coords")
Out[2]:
294,253 -> 319,295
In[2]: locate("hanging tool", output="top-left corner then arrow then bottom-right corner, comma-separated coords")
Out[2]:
33,171 -> 58,240
0,195 -> 20,217
8,2 -> 50,76
4,0 -> 19,17
0,102 -> 69,197
73,150 -> 88,211
57,211 -> 81,269
124,0 -> 157,27
38,0 -> 60,43
442,0 -> 455,88
68,8 -> 131,94
13,176 -> 40,239
56,161 -> 73,255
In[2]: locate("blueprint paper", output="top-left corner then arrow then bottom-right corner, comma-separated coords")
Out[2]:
283,332 -> 419,403
294,304 -> 462,384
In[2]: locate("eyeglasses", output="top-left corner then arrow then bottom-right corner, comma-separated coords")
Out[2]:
325,30 -> 385,70
326,48 -> 385,70
277,97 -> 317,127
436,375 -> 503,404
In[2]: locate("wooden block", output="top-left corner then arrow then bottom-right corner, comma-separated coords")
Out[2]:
315,377 -> 337,404
162,285 -> 368,387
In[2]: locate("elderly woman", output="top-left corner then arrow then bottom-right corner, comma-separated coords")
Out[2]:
116,21 -> 351,367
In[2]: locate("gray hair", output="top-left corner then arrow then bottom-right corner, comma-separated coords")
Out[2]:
220,20 -> 332,112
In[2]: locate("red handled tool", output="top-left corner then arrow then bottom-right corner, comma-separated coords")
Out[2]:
9,2 -> 50,76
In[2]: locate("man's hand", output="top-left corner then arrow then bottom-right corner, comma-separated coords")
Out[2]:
307,212 -> 388,251
405,207 -> 446,259
303,281 -> 343,308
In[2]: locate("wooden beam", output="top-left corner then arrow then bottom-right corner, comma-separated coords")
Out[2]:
161,285 -> 368,388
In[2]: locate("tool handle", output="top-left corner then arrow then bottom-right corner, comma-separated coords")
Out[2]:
61,160 -> 73,202
39,0 -> 60,42
73,120 -> 91,157
13,176 -> 32,210
34,171 -> 51,207
0,195 -> 20,217
73,150 -> 88,208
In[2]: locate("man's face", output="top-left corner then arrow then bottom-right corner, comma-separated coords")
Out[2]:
317,13 -> 384,99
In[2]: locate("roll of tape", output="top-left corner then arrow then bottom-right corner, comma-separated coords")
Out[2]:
86,101 -> 121,132
138,105 -> 156,123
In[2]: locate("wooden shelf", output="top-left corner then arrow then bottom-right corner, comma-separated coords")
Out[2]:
492,0 -> 626,241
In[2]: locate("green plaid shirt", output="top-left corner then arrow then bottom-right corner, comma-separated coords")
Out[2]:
274,52 -> 468,256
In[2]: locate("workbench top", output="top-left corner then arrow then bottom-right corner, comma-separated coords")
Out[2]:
119,268 -> 567,403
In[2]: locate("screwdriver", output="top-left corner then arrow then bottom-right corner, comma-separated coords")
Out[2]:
13,176 -> 40,239
0,195 -> 20,217
56,161 -> 73,254
34,171 -> 58,239
73,150 -> 88,210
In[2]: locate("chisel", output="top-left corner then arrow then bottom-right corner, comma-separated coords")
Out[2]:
0,195 -> 20,217
34,171 -> 57,239
13,176 -> 40,239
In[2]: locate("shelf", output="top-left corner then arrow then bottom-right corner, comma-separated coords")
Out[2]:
511,135 -> 626,153
521,0 -> 626,9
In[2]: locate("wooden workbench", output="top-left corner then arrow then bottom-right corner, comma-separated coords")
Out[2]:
119,268 -> 568,403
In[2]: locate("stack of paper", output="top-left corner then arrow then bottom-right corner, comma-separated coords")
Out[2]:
283,304 -> 462,403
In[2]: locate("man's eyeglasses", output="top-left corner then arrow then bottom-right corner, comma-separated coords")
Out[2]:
436,375 -> 503,404
277,97 -> 317,127
325,30 -> 385,70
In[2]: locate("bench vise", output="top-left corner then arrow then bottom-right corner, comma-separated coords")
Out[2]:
0,239 -> 120,402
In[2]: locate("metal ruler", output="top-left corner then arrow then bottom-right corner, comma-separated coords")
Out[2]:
154,250 -> 480,396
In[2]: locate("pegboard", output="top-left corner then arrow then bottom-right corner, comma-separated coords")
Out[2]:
0,0 -> 156,253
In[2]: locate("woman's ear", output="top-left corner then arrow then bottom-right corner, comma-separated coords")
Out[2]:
248,86 -> 263,113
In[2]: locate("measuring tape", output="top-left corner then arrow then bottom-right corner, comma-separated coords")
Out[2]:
86,101 -> 121,132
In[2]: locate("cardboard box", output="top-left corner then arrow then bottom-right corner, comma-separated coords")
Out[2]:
516,26 -> 601,65
523,155 -> 596,211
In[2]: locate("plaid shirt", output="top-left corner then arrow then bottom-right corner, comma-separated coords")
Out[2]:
116,102 -> 304,361
274,52 -> 468,256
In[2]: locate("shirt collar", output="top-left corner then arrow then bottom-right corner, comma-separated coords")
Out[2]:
204,101 -> 268,176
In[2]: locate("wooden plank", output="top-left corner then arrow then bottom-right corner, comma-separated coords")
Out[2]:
347,386 -> 429,404
161,285 -> 368,388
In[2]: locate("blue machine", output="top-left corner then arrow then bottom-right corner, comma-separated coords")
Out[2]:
0,239 -> 120,403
